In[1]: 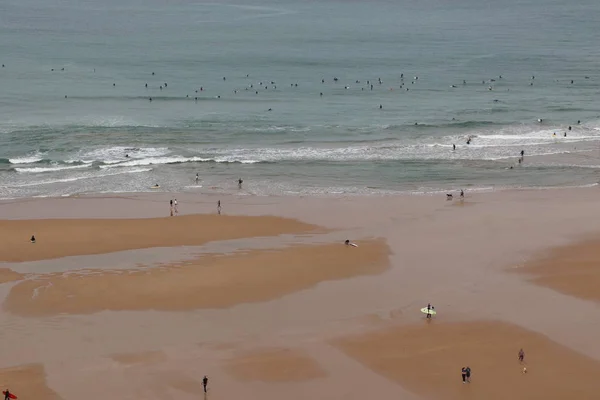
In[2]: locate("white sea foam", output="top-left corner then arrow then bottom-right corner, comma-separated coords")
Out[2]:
8,152 -> 46,164
15,164 -> 91,173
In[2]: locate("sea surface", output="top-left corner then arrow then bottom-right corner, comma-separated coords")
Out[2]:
1,0 -> 600,199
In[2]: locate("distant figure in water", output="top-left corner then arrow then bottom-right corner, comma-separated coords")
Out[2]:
520,150 -> 525,157
460,190 -> 464,199
379,104 -> 383,109
345,239 -> 357,247
537,118 -> 543,123
466,138 -> 471,145
238,178 -> 243,189
453,144 -> 456,151
195,173 -> 199,184
30,235 -> 36,244
217,200 -> 221,215
564,132 -> 567,137
578,120 -> 581,124
568,126 -> 572,131
125,154 -> 129,158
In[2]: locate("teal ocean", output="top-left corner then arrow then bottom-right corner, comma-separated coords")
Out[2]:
1,0 -> 600,198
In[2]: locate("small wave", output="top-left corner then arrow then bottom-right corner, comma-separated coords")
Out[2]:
101,156 -> 260,168
8,152 -> 46,164
8,167 -> 153,187
14,164 -> 91,173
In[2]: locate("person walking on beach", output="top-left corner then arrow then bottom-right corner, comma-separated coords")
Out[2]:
465,366 -> 471,382
169,199 -> 173,217
518,348 -> 525,363
174,199 -> 179,215
30,235 -> 36,243
202,375 -> 208,393
461,367 -> 467,383
426,303 -> 433,319
217,200 -> 221,215
195,173 -> 199,184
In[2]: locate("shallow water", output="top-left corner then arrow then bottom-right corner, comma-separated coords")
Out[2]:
1,0 -> 600,198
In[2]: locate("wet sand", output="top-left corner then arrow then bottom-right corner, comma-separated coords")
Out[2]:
334,321 -> 600,400
0,214 -> 320,262
0,364 -> 61,400
517,237 -> 600,302
225,348 -> 328,382
4,239 -> 389,317
2,188 -> 600,399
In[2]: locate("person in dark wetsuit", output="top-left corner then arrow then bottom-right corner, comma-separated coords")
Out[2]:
465,366 -> 471,382
453,144 -> 456,151
518,348 -> 525,363
238,178 -> 243,189
426,303 -> 433,319
30,235 -> 36,243
461,367 -> 467,383
202,376 -> 208,393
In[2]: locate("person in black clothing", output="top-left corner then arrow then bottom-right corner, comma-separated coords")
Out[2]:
30,235 -> 36,243
4,389 -> 12,400
238,178 -> 243,189
465,366 -> 471,382
518,348 -> 525,363
202,376 -> 208,393
461,367 -> 467,383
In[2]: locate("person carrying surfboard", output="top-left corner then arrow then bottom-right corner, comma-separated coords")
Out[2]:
3,389 -> 15,400
426,303 -> 433,319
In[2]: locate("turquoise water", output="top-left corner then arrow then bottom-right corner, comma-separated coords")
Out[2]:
1,0 -> 600,198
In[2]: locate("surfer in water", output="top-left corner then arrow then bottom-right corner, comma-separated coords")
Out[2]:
453,144 -> 456,151
195,173 -> 199,184
238,178 -> 243,189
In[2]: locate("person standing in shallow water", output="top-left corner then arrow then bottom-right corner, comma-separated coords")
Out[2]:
238,178 -> 243,189
217,200 -> 221,215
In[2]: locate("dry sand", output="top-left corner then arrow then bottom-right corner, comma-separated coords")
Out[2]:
0,214 -> 321,262
4,239 -> 390,317
517,237 -> 600,302
225,348 -> 327,382
0,364 -> 61,400
334,321 -> 600,400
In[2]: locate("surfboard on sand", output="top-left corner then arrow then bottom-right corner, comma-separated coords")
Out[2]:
420,307 -> 437,316
3,391 -> 17,399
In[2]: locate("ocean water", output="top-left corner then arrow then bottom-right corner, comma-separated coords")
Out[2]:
1,0 -> 600,199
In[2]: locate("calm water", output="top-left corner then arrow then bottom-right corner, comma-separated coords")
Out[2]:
1,0 -> 600,198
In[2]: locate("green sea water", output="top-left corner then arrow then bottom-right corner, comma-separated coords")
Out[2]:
1,0 -> 600,198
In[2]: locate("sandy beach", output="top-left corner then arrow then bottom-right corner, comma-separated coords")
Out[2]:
2,188 -> 600,399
